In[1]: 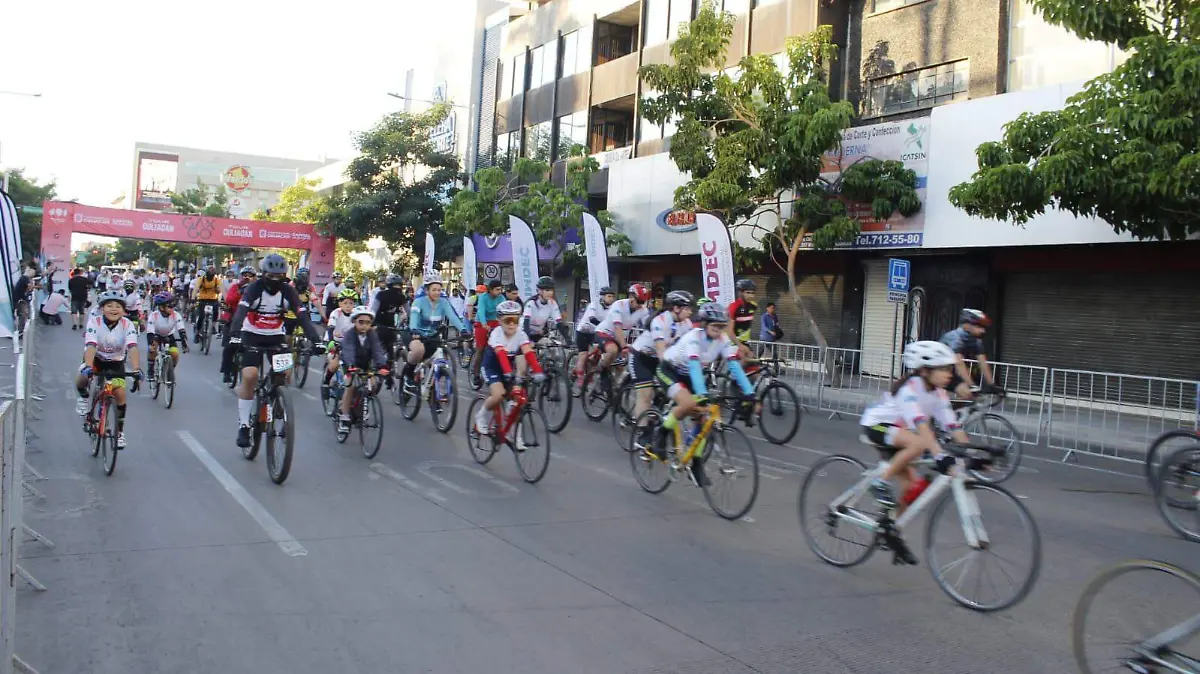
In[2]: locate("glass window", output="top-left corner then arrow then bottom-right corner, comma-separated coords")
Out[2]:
494,133 -> 512,171
555,111 -> 589,160
596,22 -> 635,64
560,29 -> 593,78
668,0 -> 694,40
752,0 -> 783,6
523,121 -> 554,163
591,109 -> 633,153
864,60 -> 969,117
529,45 -> 545,89
644,0 -> 669,47
510,52 -> 527,96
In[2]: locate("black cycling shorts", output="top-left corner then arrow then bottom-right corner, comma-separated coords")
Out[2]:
239,332 -> 287,368
575,330 -> 594,352
631,351 -> 659,388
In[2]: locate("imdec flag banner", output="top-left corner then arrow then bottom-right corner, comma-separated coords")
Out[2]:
508,215 -> 538,301
696,213 -> 735,307
581,212 -> 609,307
462,236 -> 477,290
423,232 -> 436,279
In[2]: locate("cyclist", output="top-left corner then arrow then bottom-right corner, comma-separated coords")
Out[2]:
336,306 -> 389,435
473,300 -> 546,433
283,267 -> 318,337
631,290 -> 694,449
368,273 -> 409,376
220,267 -> 256,384
323,288 -> 360,393
940,309 -> 996,400
472,279 -> 505,365
504,283 -> 522,304
860,340 -> 970,564
401,272 -> 467,392
220,269 -> 237,296
727,278 -> 759,362
228,254 -> 324,448
122,279 -> 145,331
75,289 -> 143,449
655,303 -> 755,485
522,276 -> 563,342
145,292 -> 189,379
321,271 -> 348,317
593,283 -> 651,382
192,266 -> 222,342
573,285 -> 616,383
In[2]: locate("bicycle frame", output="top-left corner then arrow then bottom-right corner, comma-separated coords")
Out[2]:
490,386 -> 528,443
669,404 -> 722,466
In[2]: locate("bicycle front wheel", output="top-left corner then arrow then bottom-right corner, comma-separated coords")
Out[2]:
265,388 -> 295,485
162,358 -> 175,409
429,365 -> 458,433
1072,559 -> 1200,674
629,410 -> 670,494
797,454 -> 878,567
150,360 -> 162,399
538,367 -> 572,434
962,412 -> 1022,483
201,326 -> 212,355
1155,444 -> 1200,542
757,380 -> 801,445
699,424 -> 759,520
924,480 -> 1040,611
465,398 -> 497,465
295,349 -> 311,388
1146,429 -> 1200,494
513,406 -> 551,483
611,380 -> 637,451
580,371 -> 610,422
400,374 -> 422,420
360,395 -> 384,459
100,398 -> 118,476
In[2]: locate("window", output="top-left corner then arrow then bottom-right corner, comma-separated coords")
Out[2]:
668,0 -> 694,40
595,22 -> 635,64
555,111 -> 589,160
864,60 -> 968,117
1007,0 -> 1127,92
528,40 -> 557,89
494,131 -> 518,171
560,30 -> 593,78
644,0 -> 669,47
590,108 -> 633,153
507,52 -> 527,97
523,121 -> 554,162
871,0 -> 923,13
639,90 -> 678,141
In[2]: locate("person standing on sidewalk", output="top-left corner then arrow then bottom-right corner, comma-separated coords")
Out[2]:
760,302 -> 780,342
68,268 -> 91,330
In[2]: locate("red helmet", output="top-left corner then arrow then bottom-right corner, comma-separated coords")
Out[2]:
628,283 -> 650,303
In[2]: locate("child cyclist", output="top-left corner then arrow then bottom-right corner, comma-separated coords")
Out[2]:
860,340 -> 971,564
631,290 -> 694,450
145,292 -> 189,379
322,288 -> 359,394
655,303 -> 755,485
473,300 -> 546,434
75,289 -> 143,449
336,306 -> 389,435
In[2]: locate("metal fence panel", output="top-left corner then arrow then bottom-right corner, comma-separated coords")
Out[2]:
970,359 -> 1049,446
818,347 -> 901,418
746,341 -> 823,409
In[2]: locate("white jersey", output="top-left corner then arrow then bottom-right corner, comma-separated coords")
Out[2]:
662,327 -> 739,372
125,291 -> 143,314
327,309 -> 354,342
522,298 -> 561,336
322,282 -> 347,306
84,315 -> 139,362
220,278 -> 236,295
595,298 -> 648,336
632,312 -> 693,356
488,326 -> 531,353
146,309 -> 185,337
576,301 -> 609,334
861,376 -> 961,431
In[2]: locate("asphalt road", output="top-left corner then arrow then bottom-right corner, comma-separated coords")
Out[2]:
14,323 -> 1198,673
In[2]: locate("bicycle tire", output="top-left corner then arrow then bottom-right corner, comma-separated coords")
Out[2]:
611,380 -> 637,451
360,394 -> 384,459
567,353 -> 584,398
580,371 -> 611,422
1146,429 -> 1200,494
100,398 -> 118,476
1155,445 -> 1200,542
265,388 -> 295,485
962,412 -> 1022,484
400,371 -> 422,420
700,424 -> 759,520
465,398 -> 497,465
429,364 -> 458,434
1071,559 -> 1200,674
629,410 -> 670,494
797,454 -> 878,568
468,349 -> 484,391
244,394 -> 263,461
201,325 -> 212,355
150,358 -> 162,400
757,380 -> 802,445
163,358 -> 175,409
227,352 -> 241,389
296,349 -> 311,388
513,406 -> 551,483
538,366 -> 572,434
923,480 -> 1040,612
89,402 -> 102,457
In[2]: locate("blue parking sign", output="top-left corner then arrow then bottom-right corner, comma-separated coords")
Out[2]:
888,259 -> 910,293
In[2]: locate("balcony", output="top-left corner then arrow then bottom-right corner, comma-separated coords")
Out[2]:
591,52 -> 639,105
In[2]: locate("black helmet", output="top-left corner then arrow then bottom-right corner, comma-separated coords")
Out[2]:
536,276 -> 554,290
259,254 -> 288,275
736,278 -> 757,292
386,273 -> 403,287
598,286 -> 614,295
666,290 -> 694,307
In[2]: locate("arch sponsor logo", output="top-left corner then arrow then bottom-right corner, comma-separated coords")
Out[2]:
655,209 -> 697,233
223,165 -> 253,193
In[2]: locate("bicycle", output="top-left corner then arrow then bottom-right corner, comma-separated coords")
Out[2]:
333,367 -> 385,458
398,337 -> 458,433
240,345 -> 298,485
288,328 -> 313,388
1146,428 -> 1200,495
717,357 -> 802,445
1072,559 -> 1199,674
612,376 -> 668,452
226,335 -> 243,389
950,387 -> 1021,483
629,401 -> 759,520
147,339 -> 179,409
81,371 -> 134,476
196,303 -> 216,355
465,379 -> 551,483
531,333 -> 572,433
580,353 -> 628,422
1155,443 -> 1200,542
568,346 -> 601,398
797,437 -> 1040,611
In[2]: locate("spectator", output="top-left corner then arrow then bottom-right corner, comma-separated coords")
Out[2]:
39,289 -> 68,325
68,268 -> 91,330
760,302 -> 781,342
448,285 -> 466,320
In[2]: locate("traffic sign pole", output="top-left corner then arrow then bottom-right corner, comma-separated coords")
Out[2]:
887,259 -> 911,378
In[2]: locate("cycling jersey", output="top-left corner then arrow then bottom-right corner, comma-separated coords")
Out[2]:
576,301 -> 608,334
475,291 -> 504,324
147,310 -> 185,337
662,327 -> 740,372
728,297 -> 757,341
326,309 -> 354,343
595,299 -> 648,337
631,312 -> 692,356
522,297 -> 561,336
220,278 -> 236,295
321,282 -> 347,311
196,277 -> 222,301
940,328 -> 983,360
861,376 -> 961,432
284,285 -> 315,320
124,292 -> 143,315
488,325 -> 531,353
84,316 -> 139,362
236,280 -> 309,337
409,295 -> 467,337
369,288 -> 407,329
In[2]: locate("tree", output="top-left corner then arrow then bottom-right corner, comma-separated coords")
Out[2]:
640,1 -> 920,348
325,104 -> 461,266
949,0 -> 1199,241
168,179 -> 232,218
444,147 -> 632,275
4,169 -> 58,259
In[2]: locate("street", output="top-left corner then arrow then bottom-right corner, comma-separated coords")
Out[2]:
15,325 -> 1198,674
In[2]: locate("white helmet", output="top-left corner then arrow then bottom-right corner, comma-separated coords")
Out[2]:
903,340 -> 957,370
423,271 -> 444,287
349,306 -> 375,321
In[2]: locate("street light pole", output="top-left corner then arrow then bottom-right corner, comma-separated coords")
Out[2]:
0,90 -> 42,98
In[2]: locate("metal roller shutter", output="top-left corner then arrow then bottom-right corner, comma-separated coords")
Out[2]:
860,259 -> 904,377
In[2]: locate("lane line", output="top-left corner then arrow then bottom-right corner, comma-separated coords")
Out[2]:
177,431 -> 308,557
369,462 -> 449,502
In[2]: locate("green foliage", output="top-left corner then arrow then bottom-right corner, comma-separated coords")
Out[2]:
949,0 -> 1200,241
3,168 -> 57,259
639,0 -> 920,262
168,179 -> 231,218
250,177 -> 330,225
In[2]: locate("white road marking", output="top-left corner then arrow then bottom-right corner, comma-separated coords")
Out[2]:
368,462 -> 449,502
416,460 -> 520,497
176,431 -> 308,557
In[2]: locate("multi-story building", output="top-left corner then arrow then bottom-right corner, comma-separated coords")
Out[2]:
467,0 -> 1199,381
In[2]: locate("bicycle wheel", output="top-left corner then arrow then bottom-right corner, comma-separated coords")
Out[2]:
323,374 -> 340,417
962,412 -> 1022,484
1146,429 -> 1200,494
797,455 -> 878,567
201,325 -> 212,355
359,395 -> 384,459
428,364 -> 458,434
465,398 -> 497,465
513,406 -> 551,483
162,358 -> 175,409
468,349 -> 484,391
538,366 -> 572,434
295,349 -> 311,388
567,353 -> 584,398
1072,559 -> 1200,674
89,404 -> 102,457
629,410 -> 671,494
400,371 -> 422,420
150,358 -> 162,400
699,424 -> 759,520
1155,445 -> 1200,542
580,371 -> 611,422
227,352 -> 241,389
757,380 -> 802,445
265,388 -> 295,485
611,380 -> 637,451
924,480 -> 1040,611
99,398 -> 118,476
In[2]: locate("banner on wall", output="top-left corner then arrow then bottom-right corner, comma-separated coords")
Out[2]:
0,190 -> 22,337
696,213 -> 735,307
508,215 -> 538,301
581,213 -> 610,306
423,231 -> 436,279
462,237 -> 477,290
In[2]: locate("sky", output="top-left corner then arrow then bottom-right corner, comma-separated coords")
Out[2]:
0,0 -> 448,207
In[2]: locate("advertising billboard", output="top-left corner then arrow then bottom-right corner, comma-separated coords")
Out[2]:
134,151 -> 179,211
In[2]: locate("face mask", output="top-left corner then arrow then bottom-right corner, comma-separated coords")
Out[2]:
263,278 -> 283,294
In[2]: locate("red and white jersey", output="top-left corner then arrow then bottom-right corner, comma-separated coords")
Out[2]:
146,309 -> 184,337
662,327 -> 738,372
595,298 -> 648,336
84,316 -> 139,362
488,325 -> 531,353
861,376 -> 960,432
237,280 -> 306,336
632,312 -> 692,356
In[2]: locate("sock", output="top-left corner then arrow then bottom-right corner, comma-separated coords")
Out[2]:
475,402 -> 491,428
116,404 -> 127,432
237,398 -> 254,426
663,413 -> 678,430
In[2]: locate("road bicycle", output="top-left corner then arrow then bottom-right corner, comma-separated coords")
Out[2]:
147,339 -> 178,409
716,357 -> 802,445
333,367 -> 385,458
629,401 -> 759,520
798,437 -> 1040,611
532,333 -> 572,433
288,328 -> 313,389
465,379 -> 551,483
580,353 -> 629,422
227,335 -> 242,389
240,345 -> 298,485
398,338 -> 458,433
1072,559 -> 1199,673
612,376 -> 669,452
568,346 -> 602,398
951,387 -> 1021,483
1155,443 -> 1200,543
82,371 -> 131,476
1146,428 -> 1200,495
196,303 -> 216,355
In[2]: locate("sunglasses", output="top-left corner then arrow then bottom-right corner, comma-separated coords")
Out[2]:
499,317 -> 520,326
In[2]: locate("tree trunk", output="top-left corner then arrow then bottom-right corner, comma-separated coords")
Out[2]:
786,225 -> 836,383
